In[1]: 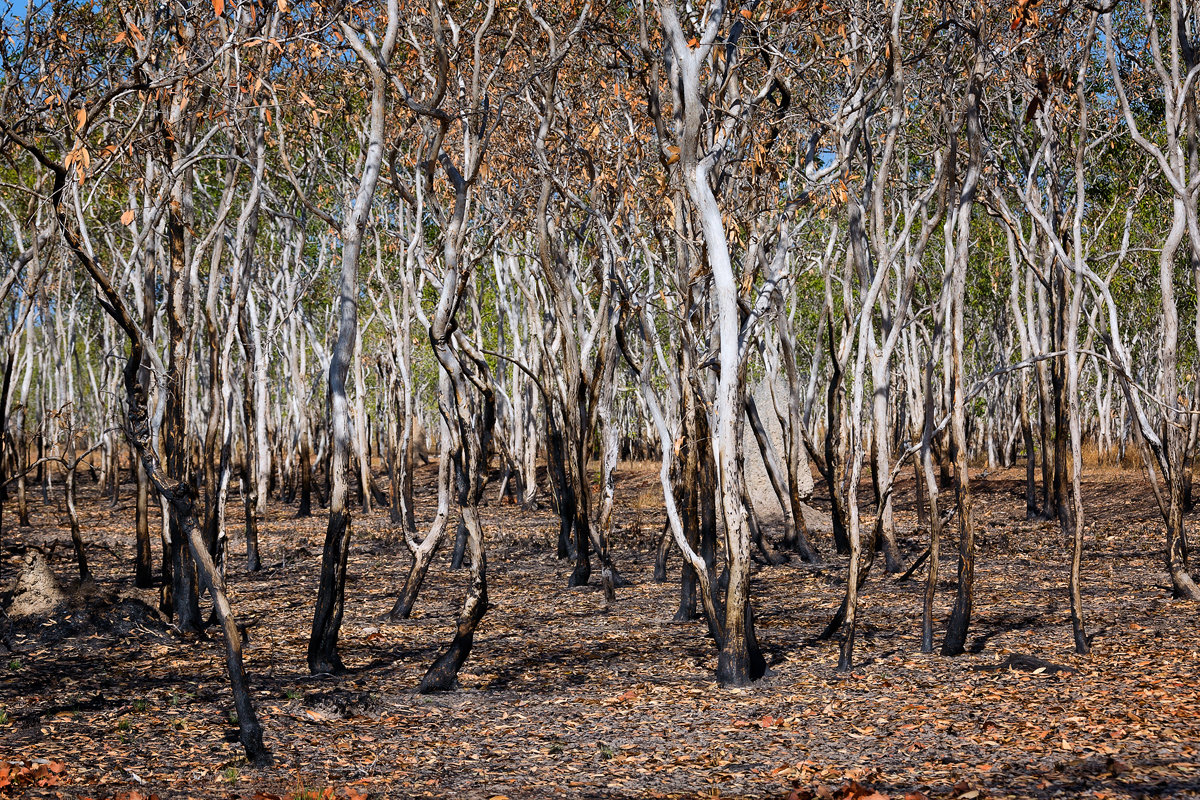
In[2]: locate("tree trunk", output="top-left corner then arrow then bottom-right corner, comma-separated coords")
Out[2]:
298,427 -> 313,517
239,357 -> 261,572
941,46 -> 984,656
308,246 -> 363,673
920,362 -> 943,654
389,403 -> 453,621
165,174 -> 200,634
418,500 -> 487,691
135,461 -> 154,587
65,452 -> 89,582
306,10 -> 394,672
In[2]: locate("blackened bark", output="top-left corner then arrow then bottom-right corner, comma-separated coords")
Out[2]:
390,427 -> 453,621
387,383 -> 404,526
654,520 -> 671,583
418,503 -> 487,692
309,510 -> 350,674
65,446 -> 90,582
1021,391 -> 1039,519
1051,267 -> 1070,531
824,324 -> 850,555
450,517 -> 468,570
239,357 -> 261,572
241,460 -> 261,572
920,365 -> 943,654
1036,361 -> 1053,515
390,526 -> 442,620
135,461 -> 153,587
568,509 -> 592,588
673,407 -> 700,620
0,355 -> 9,586
546,417 -> 574,561
941,47 -> 984,657
715,594 -> 766,687
298,430 -> 313,517
913,457 -> 930,528
47,162 -> 272,766
306,7 -> 394,673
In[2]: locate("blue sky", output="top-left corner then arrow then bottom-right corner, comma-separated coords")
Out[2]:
3,1 -> 29,23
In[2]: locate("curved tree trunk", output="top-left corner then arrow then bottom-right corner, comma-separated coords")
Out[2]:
389,404 -> 453,621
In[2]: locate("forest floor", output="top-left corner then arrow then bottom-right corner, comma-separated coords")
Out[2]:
1,461 -> 1198,800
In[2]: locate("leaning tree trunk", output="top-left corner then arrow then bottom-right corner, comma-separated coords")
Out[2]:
418,175 -> 495,692
49,161 -> 272,765
775,304 -> 821,563
824,320 -> 852,556
239,354 -> 262,572
389,394 -> 453,621
1065,244 -> 1089,654
745,394 -> 801,562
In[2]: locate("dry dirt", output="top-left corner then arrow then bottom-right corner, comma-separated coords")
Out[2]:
1,463 -> 1197,800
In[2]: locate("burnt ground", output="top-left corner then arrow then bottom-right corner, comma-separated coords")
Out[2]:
1,462 -> 1198,800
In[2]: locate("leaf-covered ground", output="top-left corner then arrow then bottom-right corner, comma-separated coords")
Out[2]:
2,463 -> 1198,800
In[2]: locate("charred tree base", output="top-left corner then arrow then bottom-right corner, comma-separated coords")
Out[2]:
307,653 -> 347,676
786,537 -> 822,566
556,525 -> 574,560
609,565 -> 631,588
418,631 -> 475,693
308,509 -> 352,676
818,596 -> 847,642
1169,574 -> 1200,601
836,626 -> 857,673
674,566 -> 699,622
880,538 -> 902,574
171,543 -> 202,635
601,569 -> 616,605
653,523 -> 671,582
567,559 -> 592,588
237,713 -> 273,769
715,638 -> 767,687
941,612 -> 970,656
388,598 -> 416,622
716,604 -> 768,687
